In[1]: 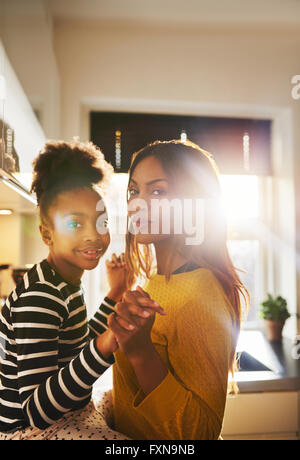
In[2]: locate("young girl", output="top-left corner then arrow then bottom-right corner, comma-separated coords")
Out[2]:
0,140 -> 164,440
100,140 -> 249,440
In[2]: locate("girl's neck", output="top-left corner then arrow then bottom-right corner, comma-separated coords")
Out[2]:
153,239 -> 189,275
47,253 -> 83,287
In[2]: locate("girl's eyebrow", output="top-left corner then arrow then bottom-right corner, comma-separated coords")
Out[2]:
129,178 -> 168,186
63,211 -> 106,217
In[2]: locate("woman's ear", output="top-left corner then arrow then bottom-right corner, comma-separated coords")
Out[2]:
39,223 -> 53,247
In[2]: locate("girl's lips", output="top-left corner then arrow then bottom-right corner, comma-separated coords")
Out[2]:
77,248 -> 103,260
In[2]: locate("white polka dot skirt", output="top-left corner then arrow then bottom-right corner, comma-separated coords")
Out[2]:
0,391 -> 130,441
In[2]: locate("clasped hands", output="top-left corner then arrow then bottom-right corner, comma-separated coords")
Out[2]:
109,286 -> 166,360
97,254 -> 166,361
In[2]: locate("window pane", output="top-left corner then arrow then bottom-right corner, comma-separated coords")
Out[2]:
227,240 -> 261,326
219,175 -> 260,220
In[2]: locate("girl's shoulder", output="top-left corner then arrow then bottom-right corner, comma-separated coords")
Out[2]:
8,260 -> 69,314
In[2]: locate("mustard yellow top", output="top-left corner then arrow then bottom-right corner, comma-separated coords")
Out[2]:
112,268 -> 236,440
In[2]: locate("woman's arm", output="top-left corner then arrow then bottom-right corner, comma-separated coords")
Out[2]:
108,288 -> 168,395
110,291 -> 232,440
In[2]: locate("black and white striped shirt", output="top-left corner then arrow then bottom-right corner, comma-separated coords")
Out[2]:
0,259 -> 116,432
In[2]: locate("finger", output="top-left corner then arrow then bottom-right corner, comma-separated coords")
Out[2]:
112,253 -> 123,267
136,286 -> 151,298
115,314 -> 136,331
123,290 -> 166,315
116,301 -> 149,322
123,290 -> 154,304
133,289 -> 167,315
123,304 -> 156,319
112,253 -> 120,265
108,313 -> 130,336
115,302 -> 139,328
106,260 -> 116,267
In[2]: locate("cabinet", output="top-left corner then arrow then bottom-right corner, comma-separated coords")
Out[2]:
222,391 -> 300,440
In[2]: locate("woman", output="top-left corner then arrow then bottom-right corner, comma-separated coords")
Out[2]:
104,140 -> 249,440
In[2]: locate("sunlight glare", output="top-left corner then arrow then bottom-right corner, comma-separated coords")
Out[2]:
219,175 -> 259,220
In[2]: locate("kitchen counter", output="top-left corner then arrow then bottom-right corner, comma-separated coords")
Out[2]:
94,330 -> 300,396
232,330 -> 300,393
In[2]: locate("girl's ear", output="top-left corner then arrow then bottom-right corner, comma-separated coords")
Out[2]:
39,223 -> 53,247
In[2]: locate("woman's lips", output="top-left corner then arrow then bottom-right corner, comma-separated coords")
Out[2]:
135,218 -> 152,228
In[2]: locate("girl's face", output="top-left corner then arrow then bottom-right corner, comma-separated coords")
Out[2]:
128,156 -> 177,245
41,187 -> 110,275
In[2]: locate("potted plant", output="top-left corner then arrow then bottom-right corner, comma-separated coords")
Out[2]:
259,293 -> 290,342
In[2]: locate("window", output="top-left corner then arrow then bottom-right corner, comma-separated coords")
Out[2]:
90,112 -> 271,175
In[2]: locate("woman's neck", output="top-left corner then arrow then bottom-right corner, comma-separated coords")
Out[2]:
47,253 -> 83,287
153,238 -> 189,275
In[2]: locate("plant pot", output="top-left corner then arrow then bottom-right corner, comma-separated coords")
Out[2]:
264,319 -> 285,342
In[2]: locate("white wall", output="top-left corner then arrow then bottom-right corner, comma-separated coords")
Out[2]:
0,40 -> 46,175
53,21 -> 300,138
0,0 -> 61,140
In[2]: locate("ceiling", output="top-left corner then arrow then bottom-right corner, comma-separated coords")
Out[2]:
48,0 -> 300,27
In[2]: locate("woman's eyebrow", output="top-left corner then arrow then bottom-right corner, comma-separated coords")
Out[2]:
129,178 -> 168,186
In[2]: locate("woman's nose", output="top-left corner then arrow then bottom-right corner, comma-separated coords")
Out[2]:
128,195 -> 150,216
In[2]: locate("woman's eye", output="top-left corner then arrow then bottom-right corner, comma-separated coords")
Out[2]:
152,189 -> 166,196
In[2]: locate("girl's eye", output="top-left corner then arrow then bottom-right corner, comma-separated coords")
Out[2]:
67,220 -> 82,229
128,188 -> 138,197
99,219 -> 109,227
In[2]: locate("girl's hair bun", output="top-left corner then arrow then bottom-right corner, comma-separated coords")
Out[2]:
31,139 -> 113,212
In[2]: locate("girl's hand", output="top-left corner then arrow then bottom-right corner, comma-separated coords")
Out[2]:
105,253 -> 127,302
96,329 -> 118,359
107,287 -> 166,361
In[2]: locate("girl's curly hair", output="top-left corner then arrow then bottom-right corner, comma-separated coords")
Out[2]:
31,139 -> 113,221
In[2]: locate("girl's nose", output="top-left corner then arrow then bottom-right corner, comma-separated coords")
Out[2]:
84,221 -> 109,242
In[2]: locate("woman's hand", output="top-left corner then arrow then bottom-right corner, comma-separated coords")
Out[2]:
105,253 -> 128,302
107,286 -> 166,362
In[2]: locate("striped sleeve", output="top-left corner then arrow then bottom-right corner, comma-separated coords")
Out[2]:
11,284 -> 114,429
88,296 -> 116,337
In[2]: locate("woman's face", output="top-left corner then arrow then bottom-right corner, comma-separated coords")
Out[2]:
128,156 -> 179,245
42,187 -> 111,273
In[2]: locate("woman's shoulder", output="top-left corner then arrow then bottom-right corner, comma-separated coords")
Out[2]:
176,267 -> 222,296
178,268 -> 234,318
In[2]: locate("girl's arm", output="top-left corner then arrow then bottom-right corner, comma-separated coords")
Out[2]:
88,253 -> 128,337
12,283 -> 164,430
12,282 -> 114,430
